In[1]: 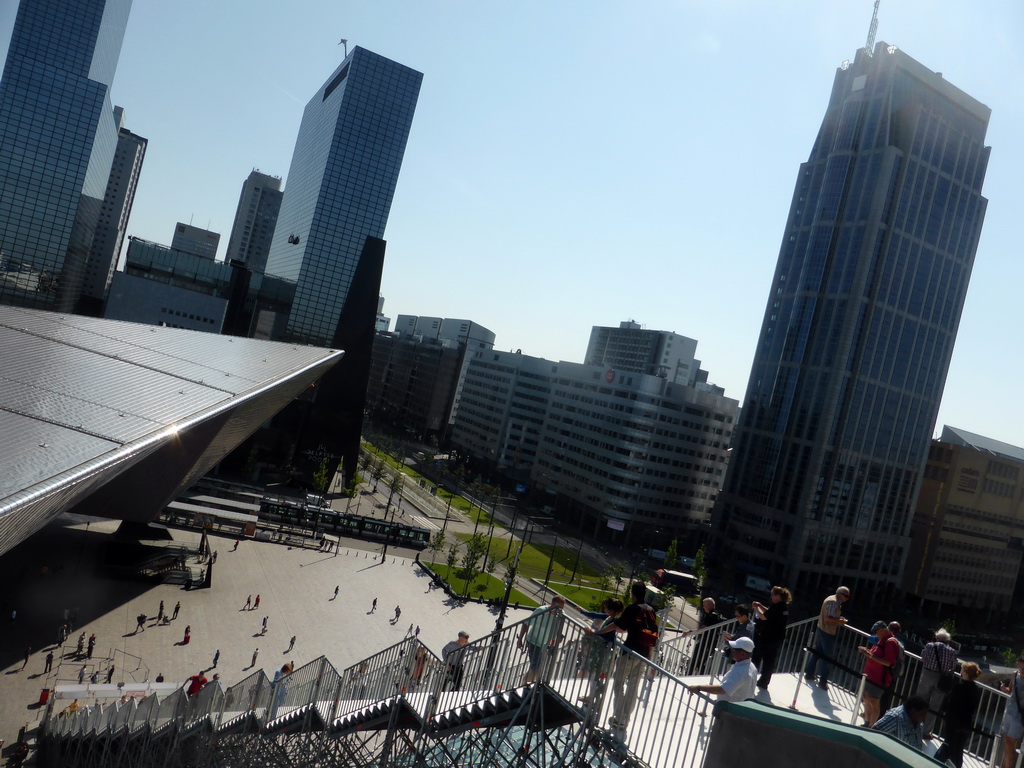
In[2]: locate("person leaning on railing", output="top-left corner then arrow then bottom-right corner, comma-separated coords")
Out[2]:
917,627 -> 959,738
750,586 -> 791,691
857,621 -> 899,727
935,662 -> 982,768
804,586 -> 850,692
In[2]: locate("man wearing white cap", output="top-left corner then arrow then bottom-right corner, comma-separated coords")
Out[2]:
687,637 -> 758,703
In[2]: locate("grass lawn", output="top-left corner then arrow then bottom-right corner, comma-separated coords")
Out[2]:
426,562 -> 539,608
545,581 -> 621,612
450,532 -> 604,588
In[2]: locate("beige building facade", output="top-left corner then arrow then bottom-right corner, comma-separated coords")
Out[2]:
904,426 -> 1024,614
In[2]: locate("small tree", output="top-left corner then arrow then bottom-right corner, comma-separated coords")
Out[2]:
459,534 -> 489,592
370,458 -> 385,492
445,542 -> 459,572
664,539 -> 679,570
429,531 -> 446,558
610,561 -> 627,596
694,544 -> 708,592
311,457 -> 331,499
386,471 -> 404,514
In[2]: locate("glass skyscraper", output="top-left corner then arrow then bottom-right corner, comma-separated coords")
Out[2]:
0,0 -> 132,313
263,46 -> 422,347
714,42 -> 991,601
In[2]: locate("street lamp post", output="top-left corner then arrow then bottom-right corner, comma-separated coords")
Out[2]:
543,534 -> 559,591
569,535 -> 585,584
441,487 -> 453,535
504,502 -> 521,559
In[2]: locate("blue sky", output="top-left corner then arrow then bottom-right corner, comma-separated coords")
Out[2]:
1,1 -> 1021,446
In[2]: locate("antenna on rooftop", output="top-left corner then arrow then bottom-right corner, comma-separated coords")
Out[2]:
338,38 -> 348,58
864,0 -> 880,55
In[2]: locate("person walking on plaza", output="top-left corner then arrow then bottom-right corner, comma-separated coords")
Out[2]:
519,596 -> 566,685
261,616 -> 268,635
135,613 -> 147,633
90,669 -> 99,684
393,605 -> 401,623
21,646 -> 31,670
371,598 -> 377,613
172,601 -> 180,621
751,586 -> 791,690
332,586 -> 339,600
87,633 -> 96,658
233,539 -> 240,551
78,665 -> 86,684
287,635 -> 296,653
935,662 -> 982,768
254,594 -> 261,610
251,648 -> 259,669
76,632 -> 85,656
588,582 -> 659,742
212,649 -> 220,668
157,600 -> 165,623
804,586 -> 850,691
244,595 -> 252,611
44,651 -> 53,674
105,665 -> 115,684
688,637 -> 758,703
183,625 -> 191,645
917,627 -> 958,737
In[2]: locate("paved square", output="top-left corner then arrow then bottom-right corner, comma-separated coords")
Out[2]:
0,513 -> 511,747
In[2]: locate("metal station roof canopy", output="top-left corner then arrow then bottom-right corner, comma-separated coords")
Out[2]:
0,306 -> 342,557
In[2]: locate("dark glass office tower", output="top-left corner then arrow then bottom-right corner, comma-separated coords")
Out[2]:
0,0 -> 132,313
263,46 -> 422,347
714,42 -> 990,601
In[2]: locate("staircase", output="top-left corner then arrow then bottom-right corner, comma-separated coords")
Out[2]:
37,611 -> 658,768
38,609 -> 1008,768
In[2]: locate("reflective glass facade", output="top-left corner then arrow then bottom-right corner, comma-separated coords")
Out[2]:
0,0 -> 131,312
715,43 -> 991,600
264,47 -> 422,347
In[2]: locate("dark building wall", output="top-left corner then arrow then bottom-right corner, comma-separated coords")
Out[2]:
366,333 -> 464,441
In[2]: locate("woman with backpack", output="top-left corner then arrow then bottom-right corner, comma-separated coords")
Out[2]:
587,582 -> 659,741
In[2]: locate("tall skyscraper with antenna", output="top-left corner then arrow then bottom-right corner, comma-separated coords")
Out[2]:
713,39 -> 991,601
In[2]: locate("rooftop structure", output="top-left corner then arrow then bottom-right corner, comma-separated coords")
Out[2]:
170,222 -> 220,261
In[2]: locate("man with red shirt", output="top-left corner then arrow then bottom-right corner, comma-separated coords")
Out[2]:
858,621 -> 899,726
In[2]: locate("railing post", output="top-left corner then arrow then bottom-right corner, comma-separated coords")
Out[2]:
849,673 -> 867,726
791,645 -> 811,711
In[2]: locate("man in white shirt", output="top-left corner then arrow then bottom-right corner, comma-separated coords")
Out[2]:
687,637 -> 758,703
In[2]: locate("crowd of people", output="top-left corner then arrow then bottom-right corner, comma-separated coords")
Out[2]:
671,582 -> 1011,768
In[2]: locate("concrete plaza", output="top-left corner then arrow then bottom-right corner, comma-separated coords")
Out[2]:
0,512 -> 512,750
